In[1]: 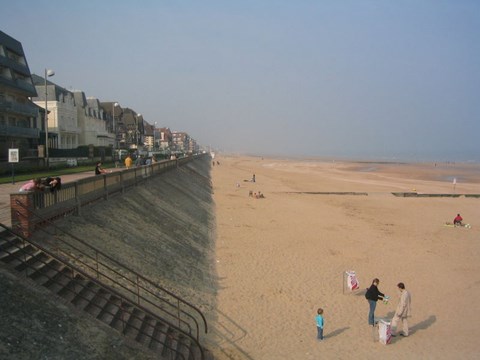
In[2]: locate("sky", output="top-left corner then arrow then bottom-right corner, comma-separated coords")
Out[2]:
1,0 -> 479,161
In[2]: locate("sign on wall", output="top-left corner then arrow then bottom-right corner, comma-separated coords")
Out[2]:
8,148 -> 19,163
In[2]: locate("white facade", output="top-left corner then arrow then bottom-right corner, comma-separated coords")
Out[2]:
75,93 -> 113,147
33,85 -> 80,149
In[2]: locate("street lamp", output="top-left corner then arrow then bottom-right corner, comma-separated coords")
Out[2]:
112,102 -> 119,163
44,68 -> 55,168
153,121 -> 157,151
136,113 -> 141,148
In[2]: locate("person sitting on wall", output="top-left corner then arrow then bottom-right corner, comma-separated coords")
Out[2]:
42,177 -> 62,192
19,178 -> 43,192
95,162 -> 107,175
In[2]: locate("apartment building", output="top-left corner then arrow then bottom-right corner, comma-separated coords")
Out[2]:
158,127 -> 172,150
74,92 -> 112,147
0,30 -> 40,159
31,74 -> 79,149
100,102 -> 124,149
122,108 -> 144,150
172,131 -> 189,152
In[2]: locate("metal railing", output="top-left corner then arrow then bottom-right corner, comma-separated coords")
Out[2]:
13,199 -> 208,342
10,155 -> 205,235
0,223 -> 201,360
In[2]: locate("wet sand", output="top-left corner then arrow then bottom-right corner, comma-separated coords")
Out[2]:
210,156 -> 480,359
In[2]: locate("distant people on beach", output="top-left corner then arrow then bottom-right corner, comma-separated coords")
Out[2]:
365,278 -> 385,326
252,174 -> 256,182
391,282 -> 411,337
453,213 -> 463,226
95,162 -> 107,175
125,154 -> 133,169
315,308 -> 325,340
19,178 -> 43,192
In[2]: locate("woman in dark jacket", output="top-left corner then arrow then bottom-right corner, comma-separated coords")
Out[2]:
365,278 -> 385,326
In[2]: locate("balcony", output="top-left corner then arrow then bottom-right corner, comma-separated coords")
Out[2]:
0,125 -> 40,138
0,99 -> 38,117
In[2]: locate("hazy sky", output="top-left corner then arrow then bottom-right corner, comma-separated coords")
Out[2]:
2,0 -> 479,161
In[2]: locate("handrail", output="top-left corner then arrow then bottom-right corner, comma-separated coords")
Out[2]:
0,223 -> 201,360
13,199 -> 208,340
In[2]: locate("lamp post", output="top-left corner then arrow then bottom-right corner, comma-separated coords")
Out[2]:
153,121 -> 157,151
44,69 -> 55,168
112,102 -> 119,164
136,113 -> 141,149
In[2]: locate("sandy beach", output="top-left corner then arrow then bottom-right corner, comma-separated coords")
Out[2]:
210,156 -> 480,359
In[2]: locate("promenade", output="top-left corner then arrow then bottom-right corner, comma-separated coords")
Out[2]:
0,168 -> 122,227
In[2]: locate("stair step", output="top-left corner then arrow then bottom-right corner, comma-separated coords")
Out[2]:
135,316 -> 156,345
178,334 -> 195,360
28,259 -> 64,285
97,295 -> 122,324
149,322 -> 168,352
123,308 -> 145,337
15,250 -> 50,276
44,267 -> 75,293
0,235 -> 21,250
57,274 -> 87,302
110,302 -> 133,332
71,281 -> 100,308
84,288 -> 111,318
162,327 -> 179,359
0,243 -> 37,263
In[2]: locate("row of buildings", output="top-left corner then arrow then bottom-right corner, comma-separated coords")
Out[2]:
0,30 -> 200,162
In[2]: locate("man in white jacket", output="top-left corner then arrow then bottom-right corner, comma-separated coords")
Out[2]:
391,282 -> 412,337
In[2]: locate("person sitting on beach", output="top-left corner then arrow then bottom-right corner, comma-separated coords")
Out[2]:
453,214 -> 463,226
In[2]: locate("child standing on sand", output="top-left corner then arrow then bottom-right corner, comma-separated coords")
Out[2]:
315,308 -> 324,340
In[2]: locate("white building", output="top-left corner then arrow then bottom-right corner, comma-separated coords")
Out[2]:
74,92 -> 113,147
31,74 -> 79,149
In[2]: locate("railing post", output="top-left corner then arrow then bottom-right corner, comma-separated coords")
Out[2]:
75,182 -> 82,216
137,274 -> 140,305
103,175 -> 108,200
178,299 -> 181,329
95,251 -> 99,279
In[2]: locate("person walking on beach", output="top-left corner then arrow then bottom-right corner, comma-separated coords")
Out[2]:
315,308 -> 324,340
391,282 -> 411,337
365,278 -> 385,326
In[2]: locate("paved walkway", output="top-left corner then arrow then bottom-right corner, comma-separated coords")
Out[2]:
0,169 -> 123,227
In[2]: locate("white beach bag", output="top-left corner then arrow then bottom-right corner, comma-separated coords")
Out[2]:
346,271 -> 359,291
378,319 -> 392,345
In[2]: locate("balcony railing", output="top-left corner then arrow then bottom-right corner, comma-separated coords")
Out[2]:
0,124 -> 40,138
0,99 -> 39,117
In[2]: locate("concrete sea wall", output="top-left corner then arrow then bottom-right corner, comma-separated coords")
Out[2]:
33,156 -> 217,319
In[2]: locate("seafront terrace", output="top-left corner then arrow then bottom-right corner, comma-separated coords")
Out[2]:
3,156 -> 197,237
